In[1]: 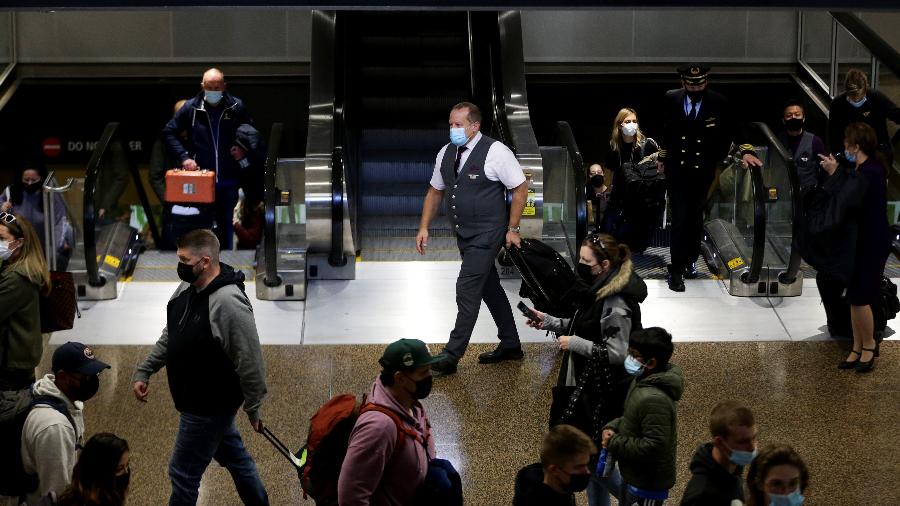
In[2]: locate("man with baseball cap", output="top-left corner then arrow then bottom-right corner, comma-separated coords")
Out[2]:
657,63 -> 762,292
18,342 -> 110,503
339,339 -> 442,505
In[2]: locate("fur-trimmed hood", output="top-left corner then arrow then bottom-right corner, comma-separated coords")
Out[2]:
593,258 -> 647,303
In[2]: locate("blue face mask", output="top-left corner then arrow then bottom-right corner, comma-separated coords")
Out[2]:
844,149 -> 857,163
769,489 -> 804,506
624,355 -> 644,376
847,95 -> 867,108
726,444 -> 757,467
204,90 -> 223,105
450,127 -> 468,147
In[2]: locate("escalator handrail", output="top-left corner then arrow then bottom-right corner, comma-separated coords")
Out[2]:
740,158 -> 768,286
82,122 -> 119,286
263,122 -> 283,287
330,146 -> 346,267
749,122 -> 803,283
830,11 -> 900,81
555,121 -> 587,248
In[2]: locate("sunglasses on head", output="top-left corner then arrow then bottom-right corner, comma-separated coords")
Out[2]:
587,233 -> 606,250
0,212 -> 16,225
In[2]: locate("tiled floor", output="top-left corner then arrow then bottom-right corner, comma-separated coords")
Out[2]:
33,340 -> 900,505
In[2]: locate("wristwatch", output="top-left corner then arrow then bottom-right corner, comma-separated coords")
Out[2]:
507,226 -> 521,233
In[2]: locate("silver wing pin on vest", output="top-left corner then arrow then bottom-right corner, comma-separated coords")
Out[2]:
468,174 -> 479,179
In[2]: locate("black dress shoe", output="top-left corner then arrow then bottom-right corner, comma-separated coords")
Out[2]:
478,345 -> 524,364
431,358 -> 458,376
666,272 -> 685,292
856,347 -> 877,373
838,350 -> 860,370
684,263 -> 700,279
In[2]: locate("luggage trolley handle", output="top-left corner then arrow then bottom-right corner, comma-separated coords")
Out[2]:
261,427 -> 303,469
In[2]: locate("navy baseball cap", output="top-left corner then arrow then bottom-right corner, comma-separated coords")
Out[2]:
52,342 -> 111,375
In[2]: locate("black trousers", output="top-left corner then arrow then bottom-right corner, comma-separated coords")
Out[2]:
666,175 -> 711,272
816,273 -> 851,337
444,227 -> 520,359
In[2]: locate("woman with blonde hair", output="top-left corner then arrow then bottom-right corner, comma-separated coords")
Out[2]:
603,108 -> 662,253
0,212 -> 51,390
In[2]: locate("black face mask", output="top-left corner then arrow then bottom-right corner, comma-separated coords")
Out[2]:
589,174 -> 604,188
784,118 -> 804,132
562,472 -> 591,493
115,472 -> 130,494
24,182 -> 41,194
407,374 -> 433,400
686,89 -> 706,102
74,374 -> 100,402
576,263 -> 595,282
177,261 -> 201,284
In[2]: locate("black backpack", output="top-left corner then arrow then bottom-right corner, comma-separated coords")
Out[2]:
505,238 -> 579,318
0,389 -> 75,497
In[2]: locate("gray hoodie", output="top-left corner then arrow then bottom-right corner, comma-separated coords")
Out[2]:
20,375 -> 84,504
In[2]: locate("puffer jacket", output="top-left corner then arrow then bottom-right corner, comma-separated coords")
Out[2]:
604,363 -> 685,491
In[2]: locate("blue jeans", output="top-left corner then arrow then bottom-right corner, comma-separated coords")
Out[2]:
587,463 -> 623,506
168,412 -> 269,506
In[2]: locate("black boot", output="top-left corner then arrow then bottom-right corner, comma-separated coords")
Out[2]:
666,265 -> 685,292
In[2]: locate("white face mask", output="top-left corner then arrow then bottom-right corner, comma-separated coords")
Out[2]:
0,240 -> 17,260
622,123 -> 639,137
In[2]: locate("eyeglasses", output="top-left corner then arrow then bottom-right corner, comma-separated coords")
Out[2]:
0,212 -> 16,225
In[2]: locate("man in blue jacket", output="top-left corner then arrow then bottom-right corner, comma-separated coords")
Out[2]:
163,68 -> 254,249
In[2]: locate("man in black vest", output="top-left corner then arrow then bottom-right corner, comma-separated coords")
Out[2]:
416,102 -> 529,375
657,64 -> 762,292
778,99 -> 827,191
132,229 -> 269,505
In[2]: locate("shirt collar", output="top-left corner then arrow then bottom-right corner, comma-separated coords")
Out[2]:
463,131 -> 483,149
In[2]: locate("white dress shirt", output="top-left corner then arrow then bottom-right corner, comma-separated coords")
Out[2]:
429,132 -> 526,191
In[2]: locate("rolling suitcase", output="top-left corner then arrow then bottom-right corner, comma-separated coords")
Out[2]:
505,238 -> 578,318
165,168 -> 216,204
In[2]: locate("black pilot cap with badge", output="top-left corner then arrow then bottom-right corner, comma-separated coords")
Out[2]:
379,339 -> 442,371
678,63 -> 710,86
52,341 -> 111,375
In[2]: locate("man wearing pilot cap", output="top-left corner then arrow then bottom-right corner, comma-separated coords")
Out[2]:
656,63 -> 762,292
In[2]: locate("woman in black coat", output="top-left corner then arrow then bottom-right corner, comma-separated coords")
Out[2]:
819,122 -> 890,373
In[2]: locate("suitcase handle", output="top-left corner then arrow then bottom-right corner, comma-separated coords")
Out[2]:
261,427 -> 303,469
171,167 -> 211,173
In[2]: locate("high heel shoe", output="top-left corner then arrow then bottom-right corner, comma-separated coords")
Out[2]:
856,347 -> 877,373
838,350 -> 861,370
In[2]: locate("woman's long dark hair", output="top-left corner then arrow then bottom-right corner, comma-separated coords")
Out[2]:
57,433 -> 130,506
8,161 -> 48,207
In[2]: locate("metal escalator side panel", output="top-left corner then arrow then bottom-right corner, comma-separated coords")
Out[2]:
495,11 -> 543,241
257,158 -> 307,301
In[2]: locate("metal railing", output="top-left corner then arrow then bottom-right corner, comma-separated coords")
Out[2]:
556,121 -> 587,250
262,122 -> 283,287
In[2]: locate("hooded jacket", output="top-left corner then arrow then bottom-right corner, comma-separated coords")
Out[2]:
604,363 -> 685,491
0,266 -> 43,371
162,91 -> 253,184
133,263 -> 267,422
19,375 -> 85,504
338,377 -> 435,506
512,463 -> 575,506
680,443 -> 746,506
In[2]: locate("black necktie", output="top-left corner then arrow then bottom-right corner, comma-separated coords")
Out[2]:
688,100 -> 698,120
454,146 -> 468,175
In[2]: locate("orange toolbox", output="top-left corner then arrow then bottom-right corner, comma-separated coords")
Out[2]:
165,169 -> 216,204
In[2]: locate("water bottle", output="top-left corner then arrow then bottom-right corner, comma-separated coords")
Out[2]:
595,448 -> 612,477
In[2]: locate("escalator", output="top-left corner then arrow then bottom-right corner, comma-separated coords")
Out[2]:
701,122 -> 803,297
344,11 -> 471,261
66,122 -> 158,300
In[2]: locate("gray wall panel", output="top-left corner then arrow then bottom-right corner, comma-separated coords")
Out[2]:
858,12 -> 900,56
747,11 -> 797,59
18,11 -> 171,61
287,10 -> 312,59
172,10 -> 287,59
522,9 -> 797,63
522,10 -> 633,61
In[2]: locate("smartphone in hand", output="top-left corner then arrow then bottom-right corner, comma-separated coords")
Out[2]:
517,301 -> 539,321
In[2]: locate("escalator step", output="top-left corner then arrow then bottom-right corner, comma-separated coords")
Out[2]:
359,96 -> 461,118
360,194 -> 428,216
360,128 -> 448,152
360,159 -> 435,184
359,66 -> 468,84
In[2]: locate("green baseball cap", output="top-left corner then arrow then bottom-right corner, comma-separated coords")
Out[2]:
379,339 -> 442,370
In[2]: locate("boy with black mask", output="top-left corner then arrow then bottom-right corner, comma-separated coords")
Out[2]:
18,342 -> 110,504
600,327 -> 684,506
514,424 -> 596,506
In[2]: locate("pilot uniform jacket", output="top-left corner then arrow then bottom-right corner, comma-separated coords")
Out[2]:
439,135 -> 509,239
658,88 -> 745,187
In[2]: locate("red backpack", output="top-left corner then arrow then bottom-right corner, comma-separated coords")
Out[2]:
263,393 -> 431,505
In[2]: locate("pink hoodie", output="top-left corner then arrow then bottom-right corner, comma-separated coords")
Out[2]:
337,377 -> 436,506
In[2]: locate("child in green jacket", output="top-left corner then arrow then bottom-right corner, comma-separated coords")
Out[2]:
600,327 -> 685,506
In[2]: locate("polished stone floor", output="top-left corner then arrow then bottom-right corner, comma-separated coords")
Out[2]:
33,339 -> 900,505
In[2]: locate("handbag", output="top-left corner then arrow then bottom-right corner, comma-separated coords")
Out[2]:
40,271 -> 80,333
